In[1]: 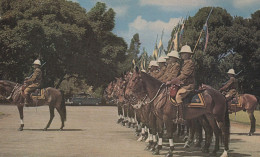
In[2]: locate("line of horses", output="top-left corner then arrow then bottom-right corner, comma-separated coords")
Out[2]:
103,68 -> 259,157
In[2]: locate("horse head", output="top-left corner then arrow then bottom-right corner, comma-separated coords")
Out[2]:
125,67 -> 147,104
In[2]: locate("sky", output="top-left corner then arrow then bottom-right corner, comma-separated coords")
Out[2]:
69,0 -> 260,55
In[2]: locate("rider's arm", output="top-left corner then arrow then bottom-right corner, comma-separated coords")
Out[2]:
220,77 -> 235,91
177,60 -> 194,81
25,69 -> 41,83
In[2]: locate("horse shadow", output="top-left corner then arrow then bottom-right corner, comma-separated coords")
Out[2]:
23,129 -> 83,131
159,147 -> 251,157
231,132 -> 260,136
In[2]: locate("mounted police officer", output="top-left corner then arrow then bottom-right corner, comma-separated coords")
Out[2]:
149,61 -> 159,78
167,45 -> 195,124
23,59 -> 42,106
156,56 -> 167,81
219,69 -> 238,101
161,50 -> 180,83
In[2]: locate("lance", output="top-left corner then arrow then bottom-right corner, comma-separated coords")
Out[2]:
193,7 -> 213,53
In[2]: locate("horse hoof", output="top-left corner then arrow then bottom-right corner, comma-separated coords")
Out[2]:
145,145 -> 151,151
248,132 -> 253,136
149,147 -> 155,152
152,150 -> 159,155
18,127 -> 23,131
165,152 -> 173,157
59,129 -> 63,131
43,128 -> 48,131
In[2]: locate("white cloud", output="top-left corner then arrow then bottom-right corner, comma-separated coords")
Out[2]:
121,16 -> 181,55
232,0 -> 260,9
139,0 -> 212,12
110,6 -> 129,17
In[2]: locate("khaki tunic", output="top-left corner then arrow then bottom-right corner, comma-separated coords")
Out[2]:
160,62 -> 180,83
156,66 -> 167,81
176,59 -> 195,103
220,77 -> 238,98
150,69 -> 159,79
24,68 -> 42,94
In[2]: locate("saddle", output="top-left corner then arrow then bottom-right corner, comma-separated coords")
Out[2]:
170,90 -> 206,108
229,96 -> 242,108
31,89 -> 45,100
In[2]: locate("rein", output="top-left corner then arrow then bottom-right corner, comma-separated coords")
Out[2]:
6,83 -> 19,100
147,83 -> 165,104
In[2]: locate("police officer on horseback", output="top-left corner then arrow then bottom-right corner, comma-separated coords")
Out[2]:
23,59 -> 42,106
220,69 -> 238,101
167,45 -> 195,124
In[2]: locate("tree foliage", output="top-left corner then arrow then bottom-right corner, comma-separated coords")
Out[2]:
169,7 -> 260,95
0,0 -> 127,89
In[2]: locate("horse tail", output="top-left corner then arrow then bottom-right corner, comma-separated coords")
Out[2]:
223,101 -> 230,149
256,96 -> 260,108
60,90 -> 67,121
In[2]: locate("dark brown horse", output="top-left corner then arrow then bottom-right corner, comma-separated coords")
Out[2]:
228,94 -> 258,136
125,70 -> 230,157
0,80 -> 66,131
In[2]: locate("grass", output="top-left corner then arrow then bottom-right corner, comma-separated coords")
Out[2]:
229,110 -> 260,128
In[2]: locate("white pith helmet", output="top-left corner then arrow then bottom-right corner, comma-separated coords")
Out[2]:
180,45 -> 193,54
150,60 -> 159,67
227,69 -> 235,75
164,55 -> 169,59
157,56 -> 166,63
33,59 -> 41,65
167,50 -> 180,59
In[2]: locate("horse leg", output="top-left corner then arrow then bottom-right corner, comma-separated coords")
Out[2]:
152,118 -> 163,155
247,111 -> 256,136
17,105 -> 24,131
205,114 -> 221,154
44,106 -> 55,131
165,118 -> 174,157
194,119 -> 203,148
199,116 -> 213,153
56,107 -> 65,130
184,120 -> 195,148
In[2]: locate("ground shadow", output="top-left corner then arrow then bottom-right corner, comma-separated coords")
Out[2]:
23,128 -> 83,131
231,132 -> 260,136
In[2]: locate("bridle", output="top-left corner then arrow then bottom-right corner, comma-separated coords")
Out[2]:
6,83 -> 19,100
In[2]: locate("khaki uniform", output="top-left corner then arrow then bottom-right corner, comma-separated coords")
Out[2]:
160,62 -> 180,83
220,77 -> 238,99
24,68 -> 42,95
156,66 -> 166,81
150,69 -> 159,78
176,59 -> 195,103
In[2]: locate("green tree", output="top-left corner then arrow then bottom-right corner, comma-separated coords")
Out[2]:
0,0 -> 127,90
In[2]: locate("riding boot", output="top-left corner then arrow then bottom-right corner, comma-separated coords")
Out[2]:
177,103 -> 186,124
24,94 -> 31,107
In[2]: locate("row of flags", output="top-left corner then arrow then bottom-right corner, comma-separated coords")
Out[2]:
134,7 -> 214,70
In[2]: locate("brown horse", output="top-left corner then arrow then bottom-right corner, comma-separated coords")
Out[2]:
228,94 -> 258,136
125,70 -> 230,157
0,80 -> 66,131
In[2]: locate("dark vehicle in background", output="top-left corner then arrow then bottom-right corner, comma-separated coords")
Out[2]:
65,93 -> 102,106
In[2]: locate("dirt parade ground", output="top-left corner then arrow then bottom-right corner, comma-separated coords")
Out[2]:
0,104 -> 259,157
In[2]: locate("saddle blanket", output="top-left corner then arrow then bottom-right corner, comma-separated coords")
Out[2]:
230,96 -> 242,108
31,89 -> 45,100
170,93 -> 206,108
